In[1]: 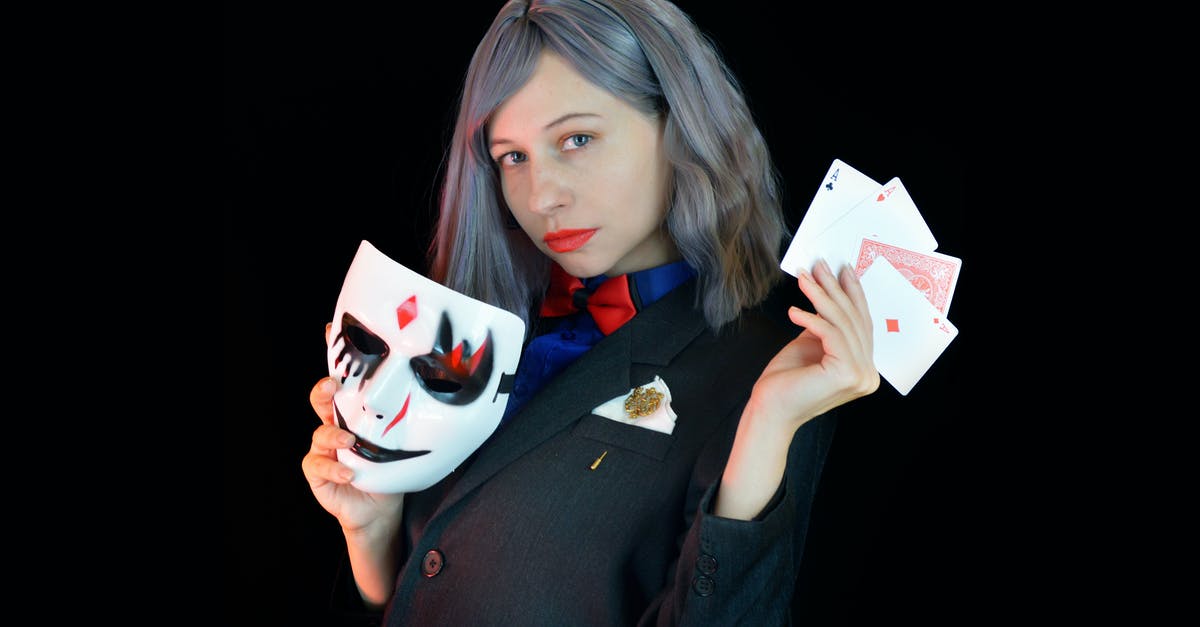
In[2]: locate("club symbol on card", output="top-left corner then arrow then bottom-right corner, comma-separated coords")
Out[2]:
825,167 -> 840,191
886,318 -> 900,333
876,185 -> 896,201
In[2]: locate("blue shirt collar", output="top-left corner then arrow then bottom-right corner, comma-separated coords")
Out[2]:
583,258 -> 696,312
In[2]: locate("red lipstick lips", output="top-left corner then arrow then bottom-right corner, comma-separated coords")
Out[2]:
543,228 -> 596,253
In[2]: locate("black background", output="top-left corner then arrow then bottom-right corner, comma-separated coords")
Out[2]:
225,2 -> 992,624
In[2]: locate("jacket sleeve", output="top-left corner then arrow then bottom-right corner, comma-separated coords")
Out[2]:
646,410 -> 838,627
323,553 -> 386,627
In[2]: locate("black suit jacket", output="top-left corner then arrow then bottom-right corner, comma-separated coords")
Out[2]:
336,278 -> 837,626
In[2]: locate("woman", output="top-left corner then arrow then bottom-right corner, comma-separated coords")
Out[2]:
302,1 -> 878,624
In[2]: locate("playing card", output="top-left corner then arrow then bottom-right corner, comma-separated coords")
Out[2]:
854,238 -> 962,315
859,256 -> 958,396
793,176 -> 939,274
781,158 -> 879,277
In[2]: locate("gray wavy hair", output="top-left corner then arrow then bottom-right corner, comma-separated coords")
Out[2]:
427,0 -> 786,332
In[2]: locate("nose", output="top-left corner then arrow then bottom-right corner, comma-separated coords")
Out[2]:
526,157 -> 571,216
359,358 -> 414,430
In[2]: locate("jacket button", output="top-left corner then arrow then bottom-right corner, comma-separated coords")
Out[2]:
422,549 -> 444,577
692,575 -> 715,597
697,553 -> 718,575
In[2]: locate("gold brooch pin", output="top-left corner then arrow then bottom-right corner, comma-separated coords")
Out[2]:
624,386 -> 663,419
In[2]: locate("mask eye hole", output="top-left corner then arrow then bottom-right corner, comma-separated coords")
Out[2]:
332,313 -> 390,382
345,323 -> 387,356
411,360 -> 464,394
409,313 -> 494,405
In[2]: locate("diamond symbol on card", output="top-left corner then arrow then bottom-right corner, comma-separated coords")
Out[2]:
886,318 -> 900,333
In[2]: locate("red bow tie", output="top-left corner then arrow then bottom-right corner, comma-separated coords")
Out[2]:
540,263 -> 637,335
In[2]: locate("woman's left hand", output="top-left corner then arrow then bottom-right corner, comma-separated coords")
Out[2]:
748,259 -> 880,430
716,259 -> 879,519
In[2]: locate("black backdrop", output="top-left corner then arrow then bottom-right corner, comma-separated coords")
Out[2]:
225,2 -> 985,624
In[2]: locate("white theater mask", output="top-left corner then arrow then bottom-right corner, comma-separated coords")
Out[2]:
326,240 -> 525,493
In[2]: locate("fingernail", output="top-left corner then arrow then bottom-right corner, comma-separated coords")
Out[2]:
338,432 -> 355,447
338,468 -> 354,482
320,379 -> 335,393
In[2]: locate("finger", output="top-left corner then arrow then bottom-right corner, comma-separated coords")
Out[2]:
812,261 -> 873,340
837,263 -> 873,331
302,447 -> 355,486
787,305 -> 837,348
813,267 -> 879,386
303,424 -> 356,481
797,264 -> 856,335
811,260 -> 859,320
789,301 -> 877,391
791,276 -> 868,362
779,318 -> 827,362
325,322 -> 333,345
824,264 -> 871,356
312,421 -> 356,452
834,265 -> 876,364
310,377 -> 338,425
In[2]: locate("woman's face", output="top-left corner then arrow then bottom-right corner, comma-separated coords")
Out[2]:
488,51 -> 677,279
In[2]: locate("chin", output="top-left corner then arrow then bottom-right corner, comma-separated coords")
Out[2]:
551,256 -> 612,280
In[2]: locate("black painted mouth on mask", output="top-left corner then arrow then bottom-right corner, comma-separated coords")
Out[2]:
335,404 -> 431,463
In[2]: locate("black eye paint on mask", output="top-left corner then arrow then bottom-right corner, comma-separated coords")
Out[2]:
333,313 -> 388,383
410,312 -> 493,405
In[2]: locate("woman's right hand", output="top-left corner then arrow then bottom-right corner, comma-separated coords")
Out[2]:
301,376 -> 405,532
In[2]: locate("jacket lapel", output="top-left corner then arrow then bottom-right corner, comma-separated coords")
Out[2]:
433,278 -> 707,515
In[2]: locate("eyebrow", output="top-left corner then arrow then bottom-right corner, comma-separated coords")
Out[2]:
489,112 -> 602,151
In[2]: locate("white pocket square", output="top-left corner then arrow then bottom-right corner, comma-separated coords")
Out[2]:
591,375 -> 676,435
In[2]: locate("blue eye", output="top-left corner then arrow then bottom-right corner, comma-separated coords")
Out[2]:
563,134 -> 591,150
496,151 -> 526,166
